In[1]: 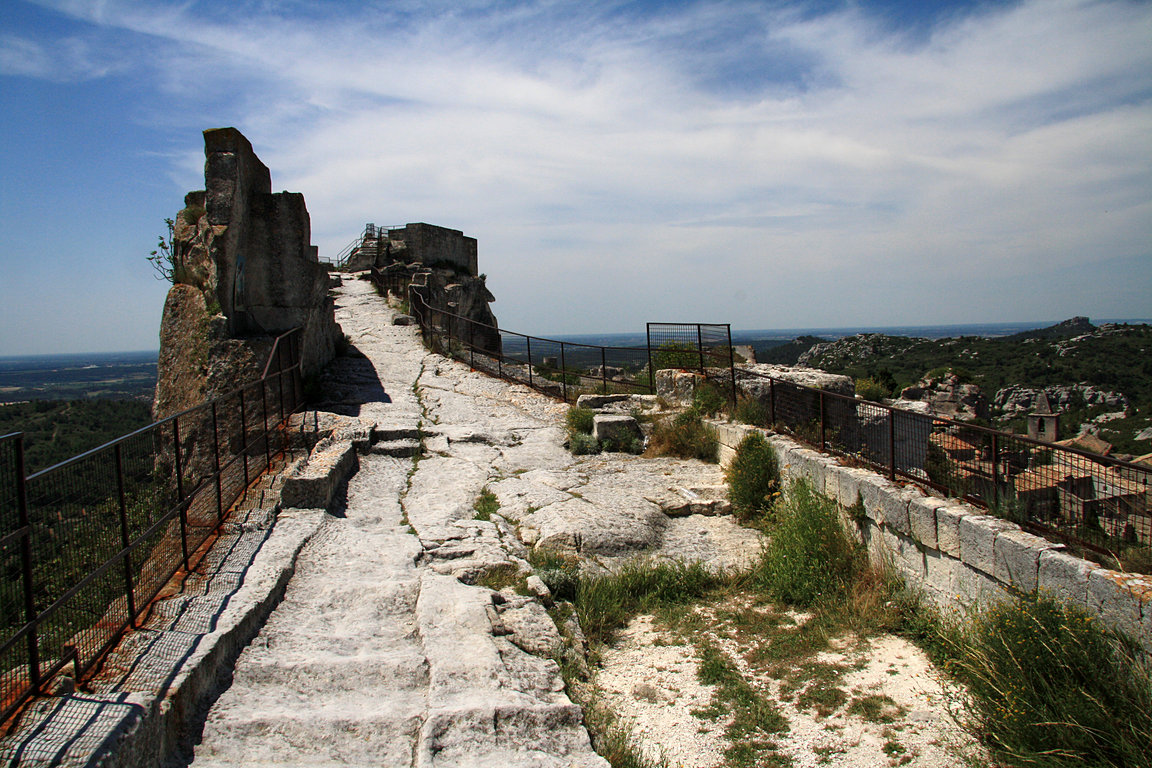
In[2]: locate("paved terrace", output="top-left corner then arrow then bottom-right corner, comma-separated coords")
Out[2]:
1,275 -> 756,767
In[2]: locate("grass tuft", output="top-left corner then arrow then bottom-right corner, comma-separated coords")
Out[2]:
724,431 -> 780,522
753,480 -> 862,608
646,411 -> 718,463
473,486 -> 499,520
950,594 -> 1152,768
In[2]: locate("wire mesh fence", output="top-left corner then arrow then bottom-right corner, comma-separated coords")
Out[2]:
400,285 -> 733,404
734,367 -> 1152,564
0,328 -> 304,725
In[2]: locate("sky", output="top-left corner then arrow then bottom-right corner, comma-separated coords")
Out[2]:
1,0 -> 1150,355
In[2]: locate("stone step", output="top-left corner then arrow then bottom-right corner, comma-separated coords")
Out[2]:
224,656 -> 429,707
371,439 -> 422,457
192,706 -> 424,768
373,425 -> 423,442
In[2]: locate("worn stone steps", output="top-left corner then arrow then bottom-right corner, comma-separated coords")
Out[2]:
191,708 -> 424,767
370,438 -> 422,457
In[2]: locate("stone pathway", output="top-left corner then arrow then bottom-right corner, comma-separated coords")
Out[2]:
188,276 -> 608,767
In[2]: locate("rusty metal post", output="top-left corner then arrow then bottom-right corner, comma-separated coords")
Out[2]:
469,321 -> 475,370
261,381 -> 271,472
113,444 -> 137,626
526,337 -> 534,389
560,343 -> 568,403
601,347 -> 607,395
239,388 -> 250,496
991,432 -> 1000,506
15,435 -> 41,689
888,408 -> 897,481
819,390 -> 826,451
696,325 -> 705,373
211,402 -> 224,525
646,323 -> 655,396
769,379 -> 776,427
172,419 -> 189,572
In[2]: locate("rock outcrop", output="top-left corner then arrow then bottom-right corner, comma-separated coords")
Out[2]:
895,370 -> 989,421
993,383 -> 1130,416
154,128 -> 341,424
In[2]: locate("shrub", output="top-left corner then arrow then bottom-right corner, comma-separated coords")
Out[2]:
953,595 -> 1152,768
566,406 -> 595,436
725,432 -> 780,521
646,411 -> 718,462
569,432 -> 601,455
691,381 -> 728,417
855,376 -> 889,402
732,396 -> 770,427
754,480 -> 862,607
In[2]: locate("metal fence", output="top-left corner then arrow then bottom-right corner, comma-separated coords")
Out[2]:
734,367 -> 1152,560
0,328 -> 304,725
392,279 -> 733,404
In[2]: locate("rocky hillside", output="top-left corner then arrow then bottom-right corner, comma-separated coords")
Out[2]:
791,319 -> 1152,454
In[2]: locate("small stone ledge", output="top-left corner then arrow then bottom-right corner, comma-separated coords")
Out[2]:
279,437 -> 358,510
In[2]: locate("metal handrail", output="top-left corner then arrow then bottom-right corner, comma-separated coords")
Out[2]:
1,327 -> 305,725
731,365 -> 1151,556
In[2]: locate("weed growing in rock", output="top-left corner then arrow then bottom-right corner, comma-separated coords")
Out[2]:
574,559 -> 721,646
566,406 -> 595,436
529,548 -> 581,601
569,432 -> 601,455
753,480 -> 862,608
566,406 -> 602,455
646,411 -> 718,463
733,396 -> 771,427
691,381 -> 728,418
472,487 -> 499,521
724,432 -> 780,522
950,594 -> 1152,768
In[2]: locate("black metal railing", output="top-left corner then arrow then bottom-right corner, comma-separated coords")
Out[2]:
392,279 -> 733,404
0,328 -> 304,725
733,367 -> 1152,560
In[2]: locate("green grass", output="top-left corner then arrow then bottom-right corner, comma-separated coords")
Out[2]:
752,480 -> 863,608
572,559 -> 723,647
948,594 -> 1152,768
472,486 -> 499,520
646,411 -> 718,463
724,431 -> 780,522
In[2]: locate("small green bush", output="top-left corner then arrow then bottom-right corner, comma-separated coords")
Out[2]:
691,381 -> 728,417
569,432 -> 601,455
855,376 -> 889,402
953,595 -> 1152,768
754,479 -> 862,607
732,396 -> 770,427
725,432 -> 780,521
566,406 -> 595,435
647,411 -> 718,462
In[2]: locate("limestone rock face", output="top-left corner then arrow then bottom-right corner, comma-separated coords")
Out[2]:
736,364 -> 855,398
993,384 -> 1129,416
155,128 -> 341,425
899,371 -> 988,421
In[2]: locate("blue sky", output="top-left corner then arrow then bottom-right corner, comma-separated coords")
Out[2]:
1,0 -> 1149,354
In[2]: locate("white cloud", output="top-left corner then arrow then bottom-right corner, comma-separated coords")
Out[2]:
10,0 -> 1152,337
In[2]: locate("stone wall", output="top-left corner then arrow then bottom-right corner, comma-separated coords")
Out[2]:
155,128 -> 341,441
391,223 -> 478,276
711,420 -> 1152,654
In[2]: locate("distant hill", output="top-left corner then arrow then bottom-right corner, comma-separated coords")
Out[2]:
756,335 -> 830,365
